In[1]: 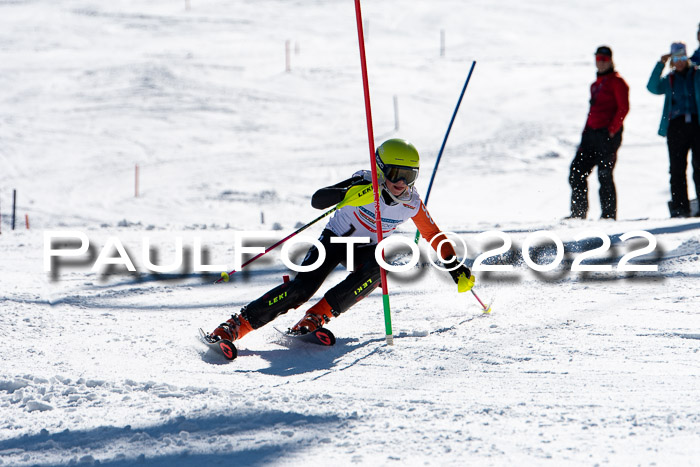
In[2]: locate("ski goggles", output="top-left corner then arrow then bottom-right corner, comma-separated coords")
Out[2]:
671,55 -> 688,63
381,164 -> 419,186
595,54 -> 611,62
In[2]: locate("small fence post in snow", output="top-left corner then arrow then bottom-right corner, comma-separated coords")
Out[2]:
285,40 -> 291,72
393,95 -> 399,131
25,214 -> 29,230
440,29 -> 445,57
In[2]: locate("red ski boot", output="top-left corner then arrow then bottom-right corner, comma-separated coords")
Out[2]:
290,299 -> 334,335
211,313 -> 253,342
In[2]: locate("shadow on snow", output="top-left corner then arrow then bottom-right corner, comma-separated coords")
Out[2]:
0,411 -> 341,467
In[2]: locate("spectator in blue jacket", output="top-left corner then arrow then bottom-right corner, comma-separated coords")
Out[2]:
691,23 -> 700,64
647,42 -> 700,217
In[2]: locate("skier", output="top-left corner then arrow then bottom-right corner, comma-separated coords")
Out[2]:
567,45 -> 629,220
206,138 -> 475,343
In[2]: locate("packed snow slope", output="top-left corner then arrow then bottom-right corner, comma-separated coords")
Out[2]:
1,0 -> 699,465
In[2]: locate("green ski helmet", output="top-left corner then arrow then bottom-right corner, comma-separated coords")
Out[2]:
375,138 -> 420,186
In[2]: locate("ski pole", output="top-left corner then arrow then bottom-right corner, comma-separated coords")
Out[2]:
471,288 -> 492,314
415,60 -> 476,243
215,205 -> 339,284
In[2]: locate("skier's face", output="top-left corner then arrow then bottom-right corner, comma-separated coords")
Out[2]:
385,178 -> 408,196
595,55 -> 613,73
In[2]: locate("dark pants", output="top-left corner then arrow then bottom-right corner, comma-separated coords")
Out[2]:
241,229 -> 381,329
569,128 -> 622,219
667,116 -> 700,217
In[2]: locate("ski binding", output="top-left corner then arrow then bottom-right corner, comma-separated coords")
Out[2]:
199,328 -> 238,360
275,326 -> 336,346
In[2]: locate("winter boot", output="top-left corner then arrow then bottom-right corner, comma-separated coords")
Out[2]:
211,313 -> 253,342
291,299 -> 334,335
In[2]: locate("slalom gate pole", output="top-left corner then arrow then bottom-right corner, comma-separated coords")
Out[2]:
354,0 -> 393,345
12,189 -> 16,230
215,205 -> 339,284
414,60 -> 476,243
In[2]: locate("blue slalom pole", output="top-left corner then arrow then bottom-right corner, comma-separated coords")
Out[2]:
415,60 -> 476,242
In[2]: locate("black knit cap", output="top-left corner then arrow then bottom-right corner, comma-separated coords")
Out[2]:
595,46 -> 613,57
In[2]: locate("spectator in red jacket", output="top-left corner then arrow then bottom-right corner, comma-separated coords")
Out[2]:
567,45 -> 630,220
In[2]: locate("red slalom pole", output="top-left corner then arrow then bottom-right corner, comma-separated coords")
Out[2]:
354,0 -> 393,345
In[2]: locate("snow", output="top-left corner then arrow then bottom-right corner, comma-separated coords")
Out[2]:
1,0 -> 699,465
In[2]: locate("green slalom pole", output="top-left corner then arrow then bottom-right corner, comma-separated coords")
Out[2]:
415,61 -> 476,244
382,294 -> 393,338
354,0 -> 393,345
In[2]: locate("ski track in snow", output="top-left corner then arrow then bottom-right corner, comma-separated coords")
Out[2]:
2,224 -> 699,466
1,0 -> 700,465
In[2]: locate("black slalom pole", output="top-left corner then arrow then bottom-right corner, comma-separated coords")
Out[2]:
12,189 -> 16,230
415,60 -> 476,242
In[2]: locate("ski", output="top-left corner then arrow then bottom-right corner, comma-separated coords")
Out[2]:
198,328 -> 238,361
274,326 -> 336,346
